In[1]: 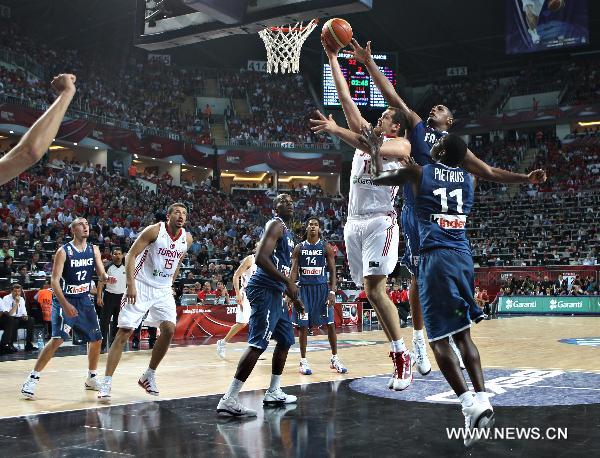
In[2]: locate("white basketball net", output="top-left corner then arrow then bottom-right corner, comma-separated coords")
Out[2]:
258,20 -> 317,74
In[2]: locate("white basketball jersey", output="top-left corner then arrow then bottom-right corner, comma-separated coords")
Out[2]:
348,137 -> 400,217
134,222 -> 188,288
240,255 -> 257,290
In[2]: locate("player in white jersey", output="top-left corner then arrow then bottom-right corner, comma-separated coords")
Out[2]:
98,203 -> 192,402
216,245 -> 258,358
311,37 -> 414,391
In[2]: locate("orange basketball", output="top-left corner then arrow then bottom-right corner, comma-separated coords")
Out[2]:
548,0 -> 564,12
321,18 -> 353,51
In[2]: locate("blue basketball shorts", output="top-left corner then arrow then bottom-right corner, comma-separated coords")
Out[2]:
51,296 -> 102,342
246,285 -> 295,351
417,248 -> 478,341
295,283 -> 333,328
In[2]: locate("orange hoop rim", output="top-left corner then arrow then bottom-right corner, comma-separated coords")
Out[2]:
268,19 -> 318,33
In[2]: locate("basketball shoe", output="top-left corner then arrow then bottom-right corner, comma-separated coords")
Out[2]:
217,396 -> 257,417
299,359 -> 312,375
528,28 -> 540,44
85,374 -> 102,391
263,388 -> 297,405
330,355 -> 348,374
389,351 -> 413,391
412,338 -> 432,376
98,379 -> 112,403
216,339 -> 226,359
138,370 -> 159,396
462,394 -> 495,447
21,373 -> 40,399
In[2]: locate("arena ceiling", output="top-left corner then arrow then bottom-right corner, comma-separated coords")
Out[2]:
5,0 -> 600,84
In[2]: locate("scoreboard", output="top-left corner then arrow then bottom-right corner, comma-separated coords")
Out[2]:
322,52 -> 397,109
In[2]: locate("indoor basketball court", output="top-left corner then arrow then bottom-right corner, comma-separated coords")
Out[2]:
0,0 -> 599,456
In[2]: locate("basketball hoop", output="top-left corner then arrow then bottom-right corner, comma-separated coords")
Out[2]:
258,19 -> 318,74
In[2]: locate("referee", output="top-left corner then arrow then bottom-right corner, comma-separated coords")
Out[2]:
98,248 -> 126,348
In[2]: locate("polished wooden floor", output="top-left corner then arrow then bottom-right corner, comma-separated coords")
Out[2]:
1,316 -> 598,419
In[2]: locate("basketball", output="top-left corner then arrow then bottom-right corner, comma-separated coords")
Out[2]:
321,18 -> 353,51
548,0 -> 564,12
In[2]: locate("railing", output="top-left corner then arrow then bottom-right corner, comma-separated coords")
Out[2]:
224,138 -> 332,150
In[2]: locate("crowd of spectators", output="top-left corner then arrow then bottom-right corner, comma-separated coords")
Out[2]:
220,70 -> 333,148
423,75 -> 499,119
497,274 -> 599,296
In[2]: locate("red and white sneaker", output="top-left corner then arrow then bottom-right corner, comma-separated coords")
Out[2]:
138,371 -> 159,396
389,351 -> 413,391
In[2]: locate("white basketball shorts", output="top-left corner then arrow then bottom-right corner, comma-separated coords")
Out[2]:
344,213 -> 399,287
235,290 -> 251,324
522,0 -> 544,16
118,280 -> 176,329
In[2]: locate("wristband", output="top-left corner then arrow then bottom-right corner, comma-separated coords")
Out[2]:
329,290 -> 336,295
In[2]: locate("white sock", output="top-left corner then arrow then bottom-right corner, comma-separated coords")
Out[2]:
300,357 -> 307,363
389,342 -> 395,352
104,376 -> 113,384
145,367 -> 156,376
88,370 -> 97,378
392,339 -> 407,353
413,329 -> 424,341
458,391 -> 474,408
224,378 -> 244,399
331,354 -> 338,360
475,391 -> 489,404
30,370 -> 40,379
269,374 -> 281,392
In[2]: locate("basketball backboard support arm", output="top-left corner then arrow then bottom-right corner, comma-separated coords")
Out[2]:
135,0 -> 372,51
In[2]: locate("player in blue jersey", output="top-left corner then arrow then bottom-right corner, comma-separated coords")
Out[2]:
21,217 -> 116,399
348,39 -> 547,376
371,134 -> 496,446
217,194 -> 305,417
290,217 -> 347,375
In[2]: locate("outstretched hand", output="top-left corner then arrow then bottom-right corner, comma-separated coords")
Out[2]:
528,169 -> 547,184
348,39 -> 373,65
310,110 -> 338,135
360,124 -> 384,159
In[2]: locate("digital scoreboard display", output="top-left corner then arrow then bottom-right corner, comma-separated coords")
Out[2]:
322,52 -> 397,109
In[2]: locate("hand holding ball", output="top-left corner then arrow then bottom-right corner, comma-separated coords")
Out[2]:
321,18 -> 353,52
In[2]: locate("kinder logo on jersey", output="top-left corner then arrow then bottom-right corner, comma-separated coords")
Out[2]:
64,284 -> 90,295
300,266 -> 324,276
432,214 -> 466,229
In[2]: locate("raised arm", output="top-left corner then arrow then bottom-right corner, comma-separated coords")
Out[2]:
463,149 -> 547,184
0,74 -> 77,185
310,111 -> 411,160
323,39 -> 368,133
372,163 -> 423,188
349,40 -> 421,129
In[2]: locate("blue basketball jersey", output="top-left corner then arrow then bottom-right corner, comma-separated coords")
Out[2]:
297,239 -> 328,285
61,241 -> 96,298
248,217 -> 295,292
404,121 -> 447,207
416,163 -> 474,254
